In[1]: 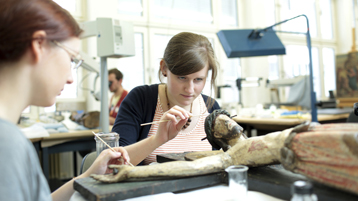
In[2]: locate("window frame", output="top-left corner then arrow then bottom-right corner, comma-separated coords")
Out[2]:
273,0 -> 337,100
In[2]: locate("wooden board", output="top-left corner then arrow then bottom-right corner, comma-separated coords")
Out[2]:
156,152 -> 191,163
157,153 -> 358,201
248,165 -> 358,201
156,151 -> 223,162
74,153 -> 358,201
74,172 -> 227,201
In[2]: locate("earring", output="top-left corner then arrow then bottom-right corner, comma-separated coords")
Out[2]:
163,74 -> 167,77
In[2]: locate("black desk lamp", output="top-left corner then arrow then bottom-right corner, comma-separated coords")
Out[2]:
217,14 -> 318,122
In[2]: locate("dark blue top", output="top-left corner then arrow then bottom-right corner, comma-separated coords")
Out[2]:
112,84 -> 220,147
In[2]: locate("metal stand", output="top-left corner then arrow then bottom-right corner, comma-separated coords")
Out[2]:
236,78 -> 244,107
100,57 -> 109,133
254,15 -> 318,122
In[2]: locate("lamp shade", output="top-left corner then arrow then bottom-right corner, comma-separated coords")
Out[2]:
217,29 -> 286,58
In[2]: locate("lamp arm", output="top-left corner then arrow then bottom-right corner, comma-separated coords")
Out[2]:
304,15 -> 318,122
252,14 -> 318,122
249,14 -> 307,39
262,14 -> 305,32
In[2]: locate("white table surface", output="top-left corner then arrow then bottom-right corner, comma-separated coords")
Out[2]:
70,184 -> 284,201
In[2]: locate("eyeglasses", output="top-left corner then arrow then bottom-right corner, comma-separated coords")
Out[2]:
52,40 -> 83,69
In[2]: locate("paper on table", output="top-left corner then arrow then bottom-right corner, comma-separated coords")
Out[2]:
61,118 -> 80,130
21,124 -> 50,139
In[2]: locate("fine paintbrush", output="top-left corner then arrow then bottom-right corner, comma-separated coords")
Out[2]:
140,113 -> 209,126
92,131 -> 134,167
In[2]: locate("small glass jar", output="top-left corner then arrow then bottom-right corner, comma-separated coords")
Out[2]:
225,165 -> 249,201
290,180 -> 318,201
94,132 -> 119,156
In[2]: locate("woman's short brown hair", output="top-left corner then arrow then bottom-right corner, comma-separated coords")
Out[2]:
158,32 -> 219,109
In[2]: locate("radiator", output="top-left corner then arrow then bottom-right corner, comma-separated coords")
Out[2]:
49,152 -> 76,179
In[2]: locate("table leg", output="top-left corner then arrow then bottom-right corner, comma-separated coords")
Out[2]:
73,152 -> 77,177
32,141 -> 40,157
246,125 -> 252,137
42,147 -> 50,181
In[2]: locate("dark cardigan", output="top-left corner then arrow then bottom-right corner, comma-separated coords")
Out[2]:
111,84 -> 220,147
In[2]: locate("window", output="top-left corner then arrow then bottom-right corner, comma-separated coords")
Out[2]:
322,48 -> 336,96
279,0 -> 333,39
268,56 -> 279,80
26,0 -> 85,117
59,67 -> 79,99
265,0 -> 276,26
283,45 -> 321,98
220,0 -> 238,26
113,33 -> 145,91
118,0 -> 143,16
222,57 -> 241,103
320,0 -> 333,39
84,0 -> 336,109
202,37 -> 216,97
52,0 -> 82,100
23,106 -> 30,114
220,0 -> 275,107
53,0 -> 83,18
152,34 -> 174,84
275,0 -> 334,100
152,0 -> 213,24
44,104 -> 56,113
53,0 -> 76,12
280,0 -> 317,37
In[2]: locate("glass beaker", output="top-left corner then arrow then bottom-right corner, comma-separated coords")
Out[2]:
225,165 -> 249,201
290,180 -> 318,201
94,132 -> 119,156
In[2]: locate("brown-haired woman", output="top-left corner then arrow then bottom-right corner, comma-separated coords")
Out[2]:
0,1 -> 130,200
112,32 -> 221,165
